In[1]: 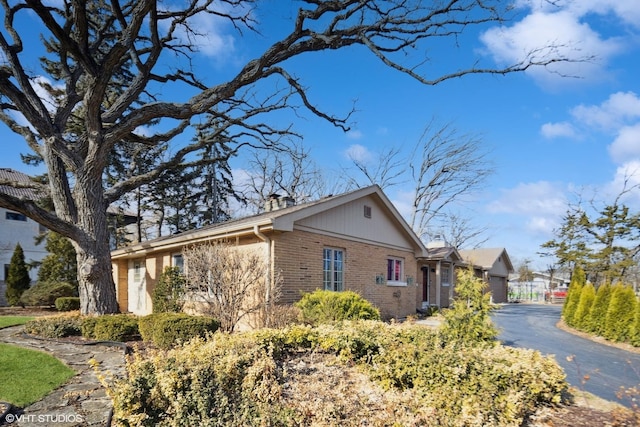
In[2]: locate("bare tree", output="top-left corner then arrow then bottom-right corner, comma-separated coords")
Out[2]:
181,241 -> 273,332
0,1 -> 576,314
435,212 -> 491,249
347,119 -> 494,243
241,142 -> 328,213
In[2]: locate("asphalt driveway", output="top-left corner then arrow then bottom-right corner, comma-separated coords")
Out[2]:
492,303 -> 640,406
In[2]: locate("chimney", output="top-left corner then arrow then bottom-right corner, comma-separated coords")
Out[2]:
264,194 -> 296,212
426,234 -> 447,248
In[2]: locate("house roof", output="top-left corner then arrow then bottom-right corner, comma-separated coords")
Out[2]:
111,185 -> 428,259
423,246 -> 463,262
0,168 -> 42,200
458,248 -> 514,273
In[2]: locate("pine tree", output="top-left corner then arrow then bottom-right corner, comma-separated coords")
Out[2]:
37,232 -> 78,289
5,244 -> 31,306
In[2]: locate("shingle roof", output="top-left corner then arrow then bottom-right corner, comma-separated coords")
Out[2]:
458,248 -> 513,271
0,168 -> 42,200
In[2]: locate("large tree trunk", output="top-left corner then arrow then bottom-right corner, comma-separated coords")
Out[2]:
73,175 -> 119,315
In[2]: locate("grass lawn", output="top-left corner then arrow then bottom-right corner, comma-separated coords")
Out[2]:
0,343 -> 75,408
0,316 -> 34,329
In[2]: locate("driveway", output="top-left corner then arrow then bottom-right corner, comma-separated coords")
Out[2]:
492,303 -> 640,406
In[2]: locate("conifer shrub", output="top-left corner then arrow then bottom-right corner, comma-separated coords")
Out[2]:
24,313 -> 83,338
139,312 -> 220,349
19,281 -> 76,307
5,244 -> 31,306
603,284 -> 637,342
55,297 -> 80,311
586,282 -> 612,335
295,290 -> 380,325
630,303 -> 640,347
83,314 -> 140,342
573,283 -> 595,331
151,267 -> 185,313
563,266 -> 586,327
439,267 -> 497,346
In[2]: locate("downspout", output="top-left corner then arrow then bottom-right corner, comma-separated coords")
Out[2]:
436,260 -> 441,309
253,225 -> 272,305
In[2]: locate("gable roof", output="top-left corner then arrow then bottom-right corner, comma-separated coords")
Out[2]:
111,185 -> 428,259
423,246 -> 462,262
458,248 -> 514,273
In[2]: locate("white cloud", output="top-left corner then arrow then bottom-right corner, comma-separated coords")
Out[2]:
608,124 -> 640,163
344,144 -> 373,163
571,91 -> 640,131
487,181 -> 567,217
480,9 -> 625,86
346,130 -> 363,140
540,121 -> 577,139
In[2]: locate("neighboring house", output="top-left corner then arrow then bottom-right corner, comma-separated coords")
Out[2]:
111,185 -> 464,319
458,248 -> 514,303
508,271 -> 569,303
0,168 -> 47,305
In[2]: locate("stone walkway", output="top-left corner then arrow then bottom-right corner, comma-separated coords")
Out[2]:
0,326 -> 127,427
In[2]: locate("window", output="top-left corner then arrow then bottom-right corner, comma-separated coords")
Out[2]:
5,211 -> 26,221
364,205 -> 372,218
172,254 -> 184,272
442,266 -> 451,286
323,248 -> 344,291
133,260 -> 142,282
387,258 -> 403,282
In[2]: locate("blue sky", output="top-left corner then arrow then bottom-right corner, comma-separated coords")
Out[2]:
3,0 -> 640,271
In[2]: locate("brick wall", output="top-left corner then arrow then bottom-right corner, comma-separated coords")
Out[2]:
273,230 -> 418,320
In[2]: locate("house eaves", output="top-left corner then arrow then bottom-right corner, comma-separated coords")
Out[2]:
111,184 -> 428,259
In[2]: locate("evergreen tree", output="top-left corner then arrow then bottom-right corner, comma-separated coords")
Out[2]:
37,232 -> 78,289
586,282 -> 612,336
630,302 -> 640,347
603,284 -> 637,343
573,283 -> 595,331
563,266 -> 586,327
5,244 -> 31,306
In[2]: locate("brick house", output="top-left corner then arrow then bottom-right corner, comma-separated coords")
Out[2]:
111,185 -> 463,319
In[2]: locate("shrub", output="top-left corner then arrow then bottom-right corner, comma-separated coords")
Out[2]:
83,314 -> 140,342
20,281 -> 76,307
563,266 -> 586,327
5,244 -> 31,306
139,313 -> 220,349
630,302 -> 640,347
106,321 -> 566,427
603,284 -> 637,343
586,282 -> 612,335
439,267 -> 498,346
573,283 -> 595,331
152,267 -> 185,313
294,290 -> 380,325
24,313 -> 83,338
55,297 -> 80,312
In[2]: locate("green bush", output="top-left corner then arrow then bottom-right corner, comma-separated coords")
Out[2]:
106,321 -> 566,427
83,314 -> 140,342
152,267 -> 185,313
55,297 -> 80,312
439,267 -> 498,346
24,313 -> 83,338
603,284 -> 637,342
20,281 -> 76,307
139,312 -> 220,349
630,302 -> 640,347
294,290 -> 380,325
563,266 -> 586,327
586,282 -> 612,335
573,283 -> 595,331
